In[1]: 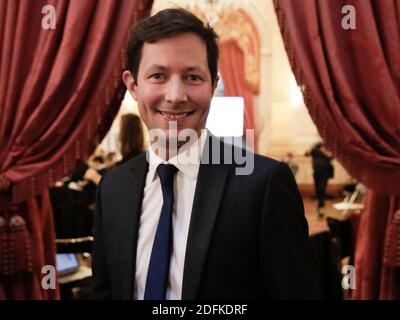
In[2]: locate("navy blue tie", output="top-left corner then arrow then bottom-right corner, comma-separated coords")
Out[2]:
144,164 -> 177,300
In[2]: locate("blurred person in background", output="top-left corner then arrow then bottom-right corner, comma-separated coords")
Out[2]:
282,152 -> 299,177
305,141 -> 334,218
84,113 -> 146,185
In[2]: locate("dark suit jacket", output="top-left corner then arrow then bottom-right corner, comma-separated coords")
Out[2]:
91,135 -> 319,299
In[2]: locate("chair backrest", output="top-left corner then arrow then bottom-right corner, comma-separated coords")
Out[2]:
56,236 -> 93,254
50,186 -> 94,239
50,186 -> 94,256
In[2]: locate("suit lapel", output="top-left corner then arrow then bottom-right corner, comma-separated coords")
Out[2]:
118,153 -> 148,299
182,136 -> 230,299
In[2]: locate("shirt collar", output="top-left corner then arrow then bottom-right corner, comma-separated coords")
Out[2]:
147,129 -> 209,182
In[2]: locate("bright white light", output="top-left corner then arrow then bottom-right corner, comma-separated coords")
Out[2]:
121,90 -> 136,113
290,74 -> 304,109
206,96 -> 244,137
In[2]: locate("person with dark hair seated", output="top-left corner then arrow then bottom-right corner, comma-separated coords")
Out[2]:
118,113 -> 146,165
84,113 -> 146,186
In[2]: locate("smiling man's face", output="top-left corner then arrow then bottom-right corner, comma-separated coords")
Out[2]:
123,32 -> 218,147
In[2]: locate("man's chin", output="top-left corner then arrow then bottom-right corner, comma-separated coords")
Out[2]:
162,134 -> 188,148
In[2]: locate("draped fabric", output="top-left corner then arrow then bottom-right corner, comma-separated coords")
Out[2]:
0,192 -> 56,299
219,41 -> 256,151
353,191 -> 400,300
274,0 -> 400,299
0,0 -> 152,299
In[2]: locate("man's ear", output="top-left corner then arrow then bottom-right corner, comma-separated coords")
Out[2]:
122,70 -> 137,100
212,75 -> 220,94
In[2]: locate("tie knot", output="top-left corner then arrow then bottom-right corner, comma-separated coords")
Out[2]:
157,164 -> 177,187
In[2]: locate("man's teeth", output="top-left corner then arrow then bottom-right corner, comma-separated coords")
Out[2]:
160,111 -> 190,120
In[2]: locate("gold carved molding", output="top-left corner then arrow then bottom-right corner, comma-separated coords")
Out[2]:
188,6 -> 260,93
215,9 -> 260,93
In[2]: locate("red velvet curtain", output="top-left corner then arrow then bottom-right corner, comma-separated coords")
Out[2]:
0,0 -> 152,299
219,41 -> 256,151
353,190 -> 400,299
274,0 -> 400,299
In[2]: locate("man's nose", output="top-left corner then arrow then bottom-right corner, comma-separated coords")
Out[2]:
165,78 -> 188,104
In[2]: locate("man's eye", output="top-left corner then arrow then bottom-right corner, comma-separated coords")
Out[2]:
150,73 -> 164,80
187,75 -> 201,81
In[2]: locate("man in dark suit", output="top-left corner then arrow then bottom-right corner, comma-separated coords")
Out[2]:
91,8 -> 318,300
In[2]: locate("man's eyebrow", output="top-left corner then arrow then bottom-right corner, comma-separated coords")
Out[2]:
184,66 -> 207,72
145,64 -> 167,70
145,65 -> 207,72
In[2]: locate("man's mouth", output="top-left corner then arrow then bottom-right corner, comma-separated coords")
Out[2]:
158,110 -> 194,121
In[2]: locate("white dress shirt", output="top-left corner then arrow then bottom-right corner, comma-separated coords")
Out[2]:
134,131 -> 207,300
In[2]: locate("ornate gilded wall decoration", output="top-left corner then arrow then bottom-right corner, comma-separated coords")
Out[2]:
189,6 -> 260,94
215,9 -> 260,94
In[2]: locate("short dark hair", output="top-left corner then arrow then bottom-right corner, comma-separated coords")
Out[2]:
127,8 -> 219,86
